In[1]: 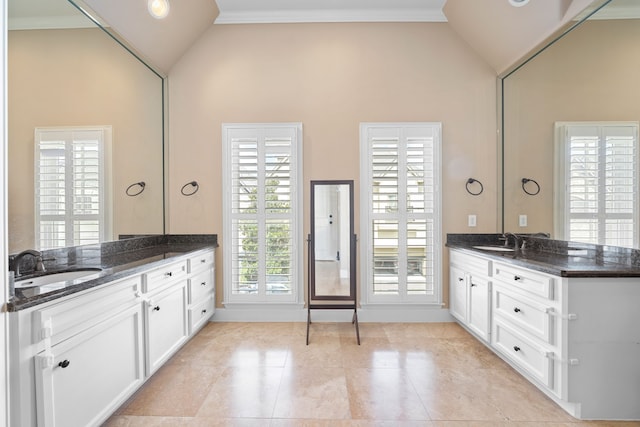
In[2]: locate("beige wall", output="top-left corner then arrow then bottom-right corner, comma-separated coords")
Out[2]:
8,28 -> 164,253
167,22 -> 499,306
503,20 -> 640,234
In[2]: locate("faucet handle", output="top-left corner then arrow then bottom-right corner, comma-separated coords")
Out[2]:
35,256 -> 46,272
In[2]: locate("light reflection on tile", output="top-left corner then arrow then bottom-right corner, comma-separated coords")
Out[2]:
273,366 -> 351,419
103,322 -> 640,427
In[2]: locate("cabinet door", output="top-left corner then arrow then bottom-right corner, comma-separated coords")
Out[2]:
146,282 -> 188,375
449,265 -> 467,322
35,305 -> 144,427
468,275 -> 490,342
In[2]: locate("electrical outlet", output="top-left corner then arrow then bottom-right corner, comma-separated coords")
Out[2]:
468,214 -> 477,227
519,214 -> 528,227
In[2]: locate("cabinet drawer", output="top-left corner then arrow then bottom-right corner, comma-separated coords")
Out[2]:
188,268 -> 214,304
143,260 -> 187,293
492,318 -> 554,389
33,276 -> 141,346
187,250 -> 214,274
493,262 -> 554,299
493,284 -> 553,344
189,295 -> 214,335
450,250 -> 491,276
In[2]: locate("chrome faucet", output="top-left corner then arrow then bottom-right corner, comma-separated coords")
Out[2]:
502,232 -> 522,249
12,249 -> 46,277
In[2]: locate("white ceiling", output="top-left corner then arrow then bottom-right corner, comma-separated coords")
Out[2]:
214,0 -> 447,24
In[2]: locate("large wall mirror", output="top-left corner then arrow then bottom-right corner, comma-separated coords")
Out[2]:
7,0 -> 165,254
501,0 -> 640,247
309,180 -> 355,301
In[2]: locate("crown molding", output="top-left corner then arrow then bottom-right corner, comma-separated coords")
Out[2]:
215,8 -> 447,24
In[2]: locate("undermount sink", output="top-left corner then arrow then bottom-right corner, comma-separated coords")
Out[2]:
472,245 -> 515,252
14,269 -> 102,289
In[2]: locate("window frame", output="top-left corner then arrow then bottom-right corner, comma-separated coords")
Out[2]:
34,126 -> 113,250
554,121 -> 639,248
222,123 -> 304,306
359,122 -> 442,305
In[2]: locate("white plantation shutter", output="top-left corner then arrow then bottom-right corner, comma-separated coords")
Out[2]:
35,127 -> 110,249
555,122 -> 639,248
361,123 -> 441,304
223,123 -> 302,304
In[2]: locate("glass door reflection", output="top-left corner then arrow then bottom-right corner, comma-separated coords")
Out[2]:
310,180 -> 355,300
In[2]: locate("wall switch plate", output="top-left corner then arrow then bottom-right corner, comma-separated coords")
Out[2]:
519,214 -> 528,227
468,214 -> 477,227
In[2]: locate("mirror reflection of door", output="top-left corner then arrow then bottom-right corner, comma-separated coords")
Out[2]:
312,182 -> 353,299
314,185 -> 340,261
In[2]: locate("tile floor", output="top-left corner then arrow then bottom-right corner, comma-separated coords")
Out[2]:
104,322 -> 640,427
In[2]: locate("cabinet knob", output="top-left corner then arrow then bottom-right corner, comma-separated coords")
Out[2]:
201,309 -> 207,315
513,346 -> 521,352
470,283 -> 477,287
165,271 -> 173,277
58,360 -> 70,368
513,307 -> 521,313
153,305 -> 161,311
201,282 -> 207,286
458,277 -> 464,282
200,259 -> 206,263
514,275 -> 522,281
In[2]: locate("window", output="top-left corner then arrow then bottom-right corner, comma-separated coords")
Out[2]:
222,123 -> 303,304
34,127 -> 112,250
360,123 -> 441,304
555,122 -> 639,248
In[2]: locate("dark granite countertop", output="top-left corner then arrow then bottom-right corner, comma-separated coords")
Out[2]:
7,235 -> 218,312
447,233 -> 640,278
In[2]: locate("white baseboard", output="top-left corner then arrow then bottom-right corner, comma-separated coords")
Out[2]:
211,305 -> 453,323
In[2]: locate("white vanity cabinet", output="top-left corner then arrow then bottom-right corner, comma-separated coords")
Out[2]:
25,276 -> 144,427
186,249 -> 215,334
449,247 -> 640,420
448,250 -> 492,342
143,259 -> 188,375
10,246 -> 218,427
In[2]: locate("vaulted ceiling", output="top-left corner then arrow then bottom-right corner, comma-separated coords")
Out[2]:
8,0 -> 611,75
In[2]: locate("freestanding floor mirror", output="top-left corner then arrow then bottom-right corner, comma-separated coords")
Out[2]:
307,180 -> 359,345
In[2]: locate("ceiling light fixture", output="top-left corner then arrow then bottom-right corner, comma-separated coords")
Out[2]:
148,0 -> 170,19
509,0 -> 530,7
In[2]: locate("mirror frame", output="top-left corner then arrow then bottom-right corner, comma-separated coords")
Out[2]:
309,180 -> 356,301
